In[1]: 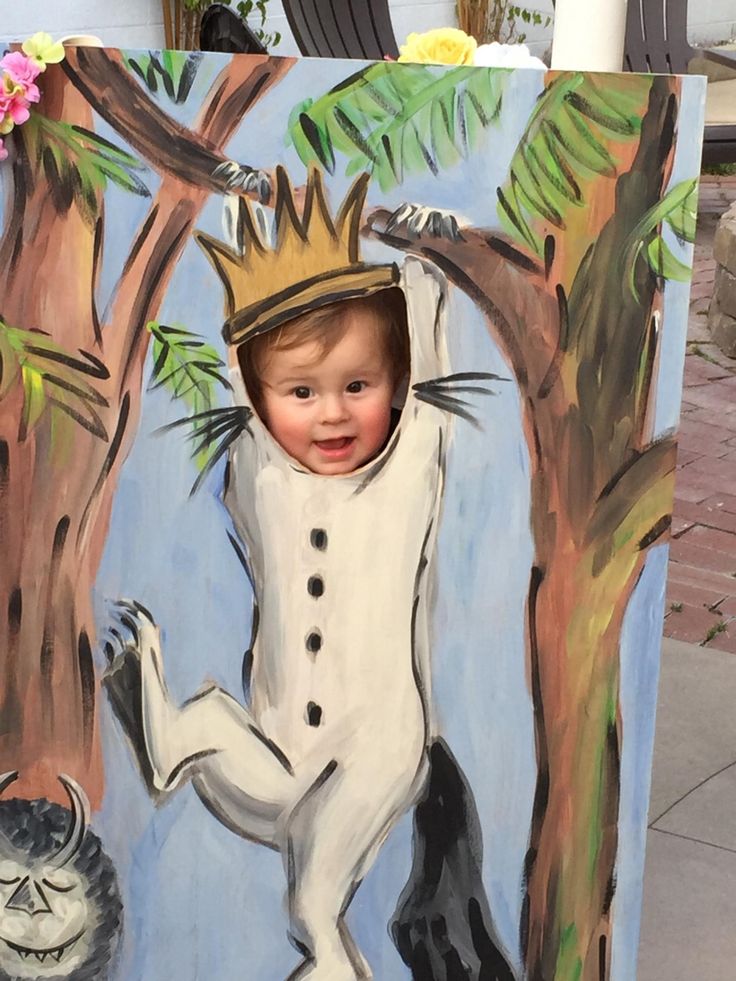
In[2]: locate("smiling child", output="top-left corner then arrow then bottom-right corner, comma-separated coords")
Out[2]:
238,288 -> 409,475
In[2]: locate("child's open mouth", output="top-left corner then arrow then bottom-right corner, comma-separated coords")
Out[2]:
314,437 -> 355,458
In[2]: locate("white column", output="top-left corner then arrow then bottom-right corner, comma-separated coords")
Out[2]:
551,0 -> 629,72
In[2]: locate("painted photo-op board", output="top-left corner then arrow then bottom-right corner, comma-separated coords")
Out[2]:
0,46 -> 704,981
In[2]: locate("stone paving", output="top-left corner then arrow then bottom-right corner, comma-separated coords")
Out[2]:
664,175 -> 736,651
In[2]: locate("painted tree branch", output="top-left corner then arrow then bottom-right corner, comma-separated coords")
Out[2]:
365,212 -> 559,395
62,47 -> 293,197
100,54 -> 292,396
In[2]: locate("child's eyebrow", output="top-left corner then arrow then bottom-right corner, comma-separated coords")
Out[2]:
276,373 -> 316,384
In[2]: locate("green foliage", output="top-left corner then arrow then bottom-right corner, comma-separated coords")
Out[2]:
623,178 -> 698,296
497,73 -> 644,255
506,4 -> 552,44
24,115 -> 149,225
288,62 -> 506,191
0,320 -> 110,443
228,0 -> 281,48
124,50 -> 203,103
146,321 -> 232,470
457,0 -> 550,45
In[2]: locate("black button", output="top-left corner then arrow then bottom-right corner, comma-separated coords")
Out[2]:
306,631 -> 322,654
307,702 -> 322,726
307,576 -> 324,598
310,529 -> 328,550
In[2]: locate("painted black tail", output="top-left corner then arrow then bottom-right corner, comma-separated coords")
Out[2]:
391,738 -> 517,981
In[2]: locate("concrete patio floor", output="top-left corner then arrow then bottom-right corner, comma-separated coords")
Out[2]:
638,638 -> 736,980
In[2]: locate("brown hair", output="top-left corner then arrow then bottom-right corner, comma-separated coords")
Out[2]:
238,287 -> 410,416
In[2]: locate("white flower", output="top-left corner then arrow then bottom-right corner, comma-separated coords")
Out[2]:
474,42 -> 546,69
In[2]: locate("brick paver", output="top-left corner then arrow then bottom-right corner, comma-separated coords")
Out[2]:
663,175 -> 736,650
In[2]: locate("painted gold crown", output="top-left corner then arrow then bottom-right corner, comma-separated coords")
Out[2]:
195,165 -> 399,346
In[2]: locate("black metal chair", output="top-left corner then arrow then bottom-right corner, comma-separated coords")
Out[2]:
200,4 -> 268,54
624,0 -> 736,164
281,0 -> 399,60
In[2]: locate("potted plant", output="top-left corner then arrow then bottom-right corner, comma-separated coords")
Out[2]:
456,0 -> 550,44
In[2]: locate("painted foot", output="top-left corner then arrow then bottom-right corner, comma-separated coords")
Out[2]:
102,600 -> 160,799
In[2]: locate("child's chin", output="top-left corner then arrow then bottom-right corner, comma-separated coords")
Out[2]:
311,459 -> 358,476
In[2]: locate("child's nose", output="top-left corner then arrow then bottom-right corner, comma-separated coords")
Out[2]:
321,394 -> 349,423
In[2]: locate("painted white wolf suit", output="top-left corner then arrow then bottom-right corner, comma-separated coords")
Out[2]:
105,168 -> 505,980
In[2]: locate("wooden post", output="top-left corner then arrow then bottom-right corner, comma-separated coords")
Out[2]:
551,0 -> 629,71
163,0 -> 174,48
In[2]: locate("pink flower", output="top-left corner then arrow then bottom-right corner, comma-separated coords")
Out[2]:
0,74 -> 37,126
0,51 -> 42,87
0,138 -> 7,161
1,69 -> 40,106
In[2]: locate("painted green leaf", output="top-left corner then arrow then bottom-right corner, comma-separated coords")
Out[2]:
146,321 -> 232,471
124,50 -> 203,104
663,178 -> 698,245
24,115 -> 149,226
0,319 -> 110,443
497,74 -> 644,255
646,236 -> 692,281
287,62 -> 506,191
20,366 -> 45,440
623,178 -> 697,295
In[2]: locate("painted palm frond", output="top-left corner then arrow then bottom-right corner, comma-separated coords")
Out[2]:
147,322 -> 231,409
497,73 -> 644,255
157,406 -> 252,495
413,371 -> 510,428
0,320 -> 110,442
124,50 -> 203,104
147,321 -> 233,476
287,62 -> 507,191
622,178 -> 698,296
23,115 -> 150,226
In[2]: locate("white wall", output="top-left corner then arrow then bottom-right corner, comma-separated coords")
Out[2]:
1,0 -> 735,55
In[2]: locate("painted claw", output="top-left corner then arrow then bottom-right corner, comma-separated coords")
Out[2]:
385,203 -> 464,242
213,160 -> 272,205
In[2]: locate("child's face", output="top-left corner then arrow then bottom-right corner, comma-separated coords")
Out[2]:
258,307 -> 396,475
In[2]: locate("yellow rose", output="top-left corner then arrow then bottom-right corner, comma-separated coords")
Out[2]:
398,28 -> 478,66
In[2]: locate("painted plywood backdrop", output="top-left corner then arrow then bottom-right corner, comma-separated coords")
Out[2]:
0,48 -> 704,981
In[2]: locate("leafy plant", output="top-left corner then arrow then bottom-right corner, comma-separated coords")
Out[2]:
496,73 -> 644,255
23,115 -> 149,225
0,320 -> 110,442
457,0 -> 551,44
288,62 -> 506,191
228,0 -> 281,49
124,50 -> 203,103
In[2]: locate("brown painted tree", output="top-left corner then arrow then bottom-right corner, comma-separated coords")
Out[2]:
0,47 -> 291,805
359,72 -> 687,979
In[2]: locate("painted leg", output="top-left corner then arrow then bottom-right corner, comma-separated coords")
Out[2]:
104,601 -> 297,841
285,745 -> 424,981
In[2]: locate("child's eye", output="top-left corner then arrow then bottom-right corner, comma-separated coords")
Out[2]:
292,386 -> 312,399
346,381 -> 366,394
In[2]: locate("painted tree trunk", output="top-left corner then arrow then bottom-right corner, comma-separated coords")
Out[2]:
0,54 -> 291,806
370,73 -> 680,981
520,77 -> 679,980
0,73 -> 109,803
